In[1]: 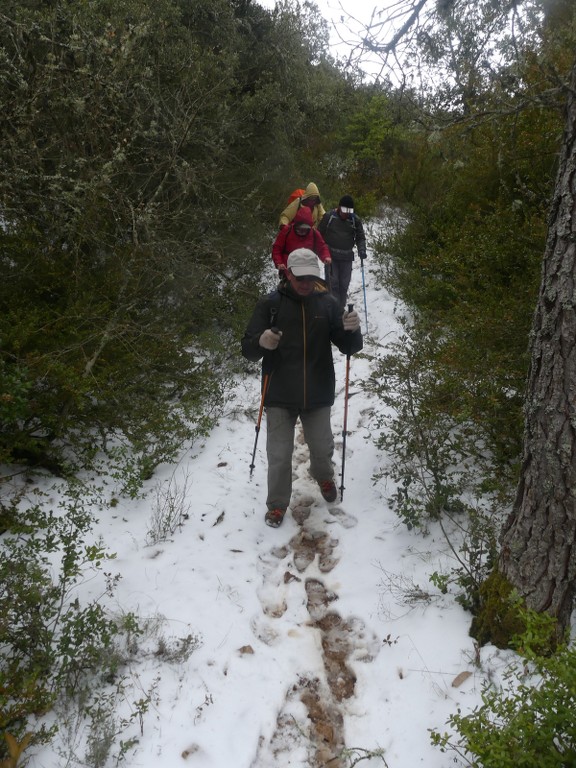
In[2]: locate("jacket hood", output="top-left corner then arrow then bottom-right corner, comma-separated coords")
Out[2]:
303,182 -> 320,200
293,207 -> 313,226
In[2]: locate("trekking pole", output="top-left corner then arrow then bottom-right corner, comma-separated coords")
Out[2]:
249,324 -> 279,478
249,372 -> 270,478
360,257 -> 368,329
339,304 -> 353,501
250,373 -> 270,477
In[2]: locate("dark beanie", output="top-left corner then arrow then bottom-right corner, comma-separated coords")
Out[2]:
339,195 -> 354,208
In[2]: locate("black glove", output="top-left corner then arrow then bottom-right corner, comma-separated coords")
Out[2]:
359,250 -> 367,261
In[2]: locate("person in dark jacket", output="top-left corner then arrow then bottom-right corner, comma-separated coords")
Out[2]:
241,248 -> 363,528
318,195 -> 367,310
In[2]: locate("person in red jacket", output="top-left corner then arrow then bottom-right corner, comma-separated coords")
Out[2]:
271,206 -> 331,276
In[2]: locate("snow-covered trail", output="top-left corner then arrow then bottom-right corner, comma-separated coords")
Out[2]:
30,222 -> 503,768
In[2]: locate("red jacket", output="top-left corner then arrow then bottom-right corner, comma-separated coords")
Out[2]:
271,207 -> 331,268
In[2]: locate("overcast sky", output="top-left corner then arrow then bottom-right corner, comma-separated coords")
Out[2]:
257,0 -> 384,71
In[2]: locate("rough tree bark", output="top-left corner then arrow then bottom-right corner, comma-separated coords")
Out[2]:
498,61 -> 576,636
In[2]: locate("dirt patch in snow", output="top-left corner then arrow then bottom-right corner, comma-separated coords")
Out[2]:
252,489 -> 379,767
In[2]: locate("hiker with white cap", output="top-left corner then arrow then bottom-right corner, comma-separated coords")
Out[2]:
241,248 -> 362,527
318,194 -> 367,310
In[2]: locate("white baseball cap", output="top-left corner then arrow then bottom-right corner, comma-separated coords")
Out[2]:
287,248 -> 322,278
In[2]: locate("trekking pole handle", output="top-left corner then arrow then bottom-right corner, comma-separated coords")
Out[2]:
345,304 -> 354,340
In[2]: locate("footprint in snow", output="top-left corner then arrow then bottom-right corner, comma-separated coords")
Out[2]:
250,614 -> 280,646
325,506 -> 358,528
290,528 -> 340,574
290,492 -> 314,521
255,546 -> 292,619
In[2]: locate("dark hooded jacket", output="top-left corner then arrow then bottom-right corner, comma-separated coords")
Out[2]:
318,209 -> 367,262
241,280 -> 363,409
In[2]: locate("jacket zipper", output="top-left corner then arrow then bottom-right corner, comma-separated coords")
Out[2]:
302,303 -> 307,408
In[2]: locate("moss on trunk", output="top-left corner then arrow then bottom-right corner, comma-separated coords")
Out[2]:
470,570 -> 524,648
471,570 -> 560,654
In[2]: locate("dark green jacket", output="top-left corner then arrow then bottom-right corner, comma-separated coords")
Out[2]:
241,281 -> 363,409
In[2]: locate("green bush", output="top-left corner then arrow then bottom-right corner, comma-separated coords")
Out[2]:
367,318 -> 514,521
365,317 -> 507,612
0,479 -> 203,765
0,483 -> 136,762
0,0 -> 355,480
431,620 -> 576,767
0,487 -> 114,752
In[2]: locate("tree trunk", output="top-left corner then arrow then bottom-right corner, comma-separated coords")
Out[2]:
498,61 -> 576,635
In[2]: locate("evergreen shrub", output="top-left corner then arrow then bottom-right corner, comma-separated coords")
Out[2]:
0,484 -> 144,764
431,615 -> 576,767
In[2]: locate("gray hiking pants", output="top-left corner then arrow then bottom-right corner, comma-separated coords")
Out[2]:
265,406 -> 335,511
326,259 -> 353,311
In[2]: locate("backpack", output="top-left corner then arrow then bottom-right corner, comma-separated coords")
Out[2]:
324,209 -> 357,235
286,188 -> 306,206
